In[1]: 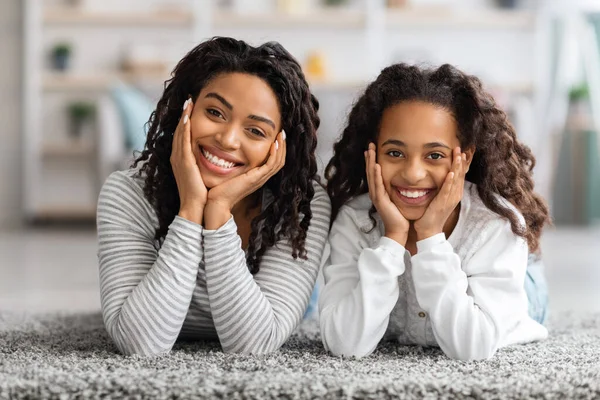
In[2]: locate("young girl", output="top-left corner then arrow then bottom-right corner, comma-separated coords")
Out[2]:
319,63 -> 550,361
97,37 -> 331,356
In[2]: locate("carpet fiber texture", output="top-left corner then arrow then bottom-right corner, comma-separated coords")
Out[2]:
1,311 -> 599,399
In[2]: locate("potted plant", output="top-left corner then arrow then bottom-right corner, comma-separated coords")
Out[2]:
567,83 -> 592,132
51,43 -> 72,71
67,101 -> 96,138
323,0 -> 348,6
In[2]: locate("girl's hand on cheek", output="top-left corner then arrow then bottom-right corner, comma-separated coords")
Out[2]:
204,130 -> 286,230
365,143 -> 410,246
171,98 -> 207,225
414,147 -> 467,241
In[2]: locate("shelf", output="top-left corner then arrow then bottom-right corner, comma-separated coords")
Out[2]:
43,71 -> 170,91
309,79 -> 367,91
41,142 -> 94,158
213,8 -> 534,30
43,8 -> 193,26
385,9 -> 535,29
489,82 -> 534,95
213,9 -> 365,29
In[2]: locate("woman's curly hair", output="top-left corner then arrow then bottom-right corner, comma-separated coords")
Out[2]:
325,63 -> 550,253
132,37 -> 320,273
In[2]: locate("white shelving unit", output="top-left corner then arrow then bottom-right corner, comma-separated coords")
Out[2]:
43,8 -> 194,25
23,0 -> 206,222
22,0 -> 542,222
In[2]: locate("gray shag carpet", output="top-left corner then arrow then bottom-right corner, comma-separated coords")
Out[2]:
0,311 -> 599,399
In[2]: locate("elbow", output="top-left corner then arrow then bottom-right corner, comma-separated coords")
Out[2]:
443,334 -> 501,361
220,335 -> 285,356
107,326 -> 171,357
115,340 -> 171,357
319,316 -> 374,359
103,314 -> 173,357
222,346 -> 279,356
450,345 -> 498,361
324,339 -> 374,359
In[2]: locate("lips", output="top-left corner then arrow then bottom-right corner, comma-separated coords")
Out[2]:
393,186 -> 435,206
198,146 -> 244,175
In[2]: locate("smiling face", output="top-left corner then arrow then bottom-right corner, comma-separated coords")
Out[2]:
377,101 -> 470,221
189,72 -> 282,189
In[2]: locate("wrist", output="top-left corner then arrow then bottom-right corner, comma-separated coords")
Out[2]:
385,231 -> 408,246
203,201 -> 232,230
416,229 -> 442,242
178,208 -> 204,225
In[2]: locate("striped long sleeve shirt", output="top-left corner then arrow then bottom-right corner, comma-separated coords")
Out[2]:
97,169 -> 331,356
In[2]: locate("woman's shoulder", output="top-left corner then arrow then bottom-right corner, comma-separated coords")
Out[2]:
98,168 -> 157,223
100,168 -> 146,201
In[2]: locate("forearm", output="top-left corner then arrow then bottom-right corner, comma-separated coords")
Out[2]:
100,216 -> 202,356
411,234 -> 508,360
320,237 -> 406,358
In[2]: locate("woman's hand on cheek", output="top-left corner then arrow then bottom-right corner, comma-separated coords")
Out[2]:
414,147 -> 467,241
172,98 -> 208,225
204,130 -> 286,230
365,143 -> 410,246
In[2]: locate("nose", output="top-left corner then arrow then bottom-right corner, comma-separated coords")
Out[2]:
215,124 -> 241,150
401,158 -> 427,184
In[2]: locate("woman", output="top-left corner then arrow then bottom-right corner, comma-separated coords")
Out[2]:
97,37 -> 331,356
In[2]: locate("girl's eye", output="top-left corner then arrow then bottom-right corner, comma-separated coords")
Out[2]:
387,150 -> 403,158
248,128 -> 266,138
427,153 -> 444,160
207,109 -> 224,119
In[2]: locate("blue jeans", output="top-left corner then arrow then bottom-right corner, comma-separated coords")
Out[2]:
304,281 -> 320,319
305,255 -> 550,323
525,254 -> 549,325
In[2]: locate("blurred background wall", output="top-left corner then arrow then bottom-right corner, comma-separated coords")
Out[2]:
0,0 -> 22,228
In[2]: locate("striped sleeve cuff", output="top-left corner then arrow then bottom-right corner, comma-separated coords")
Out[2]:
162,216 -> 205,267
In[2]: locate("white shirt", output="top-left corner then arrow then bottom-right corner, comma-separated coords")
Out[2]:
319,181 -> 548,360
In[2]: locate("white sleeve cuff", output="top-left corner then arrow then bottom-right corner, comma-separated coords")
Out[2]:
416,233 -> 446,253
379,236 -> 407,257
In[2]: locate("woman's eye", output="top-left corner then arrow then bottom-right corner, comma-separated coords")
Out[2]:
427,153 -> 444,160
248,128 -> 266,137
387,150 -> 403,158
207,109 -> 224,119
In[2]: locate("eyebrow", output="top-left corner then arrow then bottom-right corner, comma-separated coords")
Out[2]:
382,139 -> 451,150
205,92 -> 276,130
205,92 -> 233,110
248,115 -> 276,129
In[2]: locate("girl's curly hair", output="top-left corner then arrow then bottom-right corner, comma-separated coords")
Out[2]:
132,37 -> 320,273
325,63 -> 550,253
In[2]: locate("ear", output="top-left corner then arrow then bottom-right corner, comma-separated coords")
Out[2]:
464,146 -> 475,172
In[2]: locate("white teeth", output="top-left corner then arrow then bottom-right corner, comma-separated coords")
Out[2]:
399,190 -> 428,198
201,148 -> 236,169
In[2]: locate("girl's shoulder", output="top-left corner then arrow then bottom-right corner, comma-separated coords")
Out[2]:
333,193 -> 380,236
463,181 -> 525,229
453,182 -> 526,261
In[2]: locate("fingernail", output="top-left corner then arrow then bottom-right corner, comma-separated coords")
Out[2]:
282,130 -> 286,141
183,115 -> 188,125
183,99 -> 189,110
275,141 -> 279,150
